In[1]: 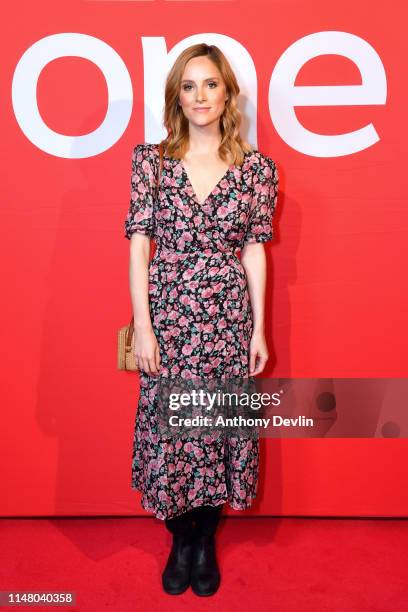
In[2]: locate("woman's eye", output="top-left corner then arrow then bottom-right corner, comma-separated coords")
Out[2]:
182,82 -> 218,91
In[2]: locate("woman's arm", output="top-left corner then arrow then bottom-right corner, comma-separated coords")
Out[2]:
239,153 -> 279,375
125,144 -> 161,376
129,233 -> 161,376
241,242 -> 269,376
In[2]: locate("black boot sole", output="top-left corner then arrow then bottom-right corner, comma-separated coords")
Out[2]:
162,581 -> 190,595
191,580 -> 221,597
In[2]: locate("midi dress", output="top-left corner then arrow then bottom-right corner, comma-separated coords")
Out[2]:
124,142 -> 279,520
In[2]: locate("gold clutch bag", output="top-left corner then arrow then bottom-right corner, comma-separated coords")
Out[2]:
118,142 -> 163,371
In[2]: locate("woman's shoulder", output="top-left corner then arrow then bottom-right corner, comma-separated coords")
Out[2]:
245,148 -> 278,180
247,147 -> 277,169
133,142 -> 159,156
132,143 -> 161,170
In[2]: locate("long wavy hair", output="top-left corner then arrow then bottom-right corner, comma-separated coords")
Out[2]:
159,43 -> 254,167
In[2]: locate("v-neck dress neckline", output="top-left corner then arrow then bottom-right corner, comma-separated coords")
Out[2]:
178,158 -> 236,207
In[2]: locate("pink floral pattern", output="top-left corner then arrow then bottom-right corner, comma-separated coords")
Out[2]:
124,143 -> 278,520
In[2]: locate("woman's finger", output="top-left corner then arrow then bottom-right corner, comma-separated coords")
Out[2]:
249,351 -> 258,374
155,347 -> 161,374
250,353 -> 268,376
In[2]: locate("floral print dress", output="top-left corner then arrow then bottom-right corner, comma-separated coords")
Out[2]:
124,142 -> 279,520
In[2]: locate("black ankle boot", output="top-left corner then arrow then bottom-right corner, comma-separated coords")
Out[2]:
190,505 -> 223,596
162,510 -> 195,595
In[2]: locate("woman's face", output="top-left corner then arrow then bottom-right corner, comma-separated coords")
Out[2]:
178,56 -> 228,129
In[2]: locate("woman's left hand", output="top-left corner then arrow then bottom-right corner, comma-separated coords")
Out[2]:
249,329 -> 269,376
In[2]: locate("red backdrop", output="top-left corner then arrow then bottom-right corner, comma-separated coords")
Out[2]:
2,0 -> 408,516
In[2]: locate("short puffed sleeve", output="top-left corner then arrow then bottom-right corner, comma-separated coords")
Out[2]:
242,154 -> 279,245
124,144 -> 157,239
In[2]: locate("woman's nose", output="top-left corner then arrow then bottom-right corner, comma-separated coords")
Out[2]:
196,89 -> 206,102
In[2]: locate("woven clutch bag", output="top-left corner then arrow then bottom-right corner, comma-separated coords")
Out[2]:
118,142 -> 164,371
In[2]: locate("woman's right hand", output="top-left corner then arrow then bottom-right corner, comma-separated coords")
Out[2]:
133,324 -> 161,376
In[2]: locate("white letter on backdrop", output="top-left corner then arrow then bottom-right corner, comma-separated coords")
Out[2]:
12,33 -> 133,158
270,31 -> 387,157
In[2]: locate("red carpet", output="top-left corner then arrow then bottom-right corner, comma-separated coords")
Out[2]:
1,517 -> 408,611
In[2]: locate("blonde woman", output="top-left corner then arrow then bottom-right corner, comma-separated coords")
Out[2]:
124,43 -> 279,596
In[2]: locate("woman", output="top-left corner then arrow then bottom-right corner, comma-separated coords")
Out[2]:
124,43 -> 279,596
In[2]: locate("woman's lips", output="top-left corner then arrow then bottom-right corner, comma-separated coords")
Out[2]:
193,108 -> 210,112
